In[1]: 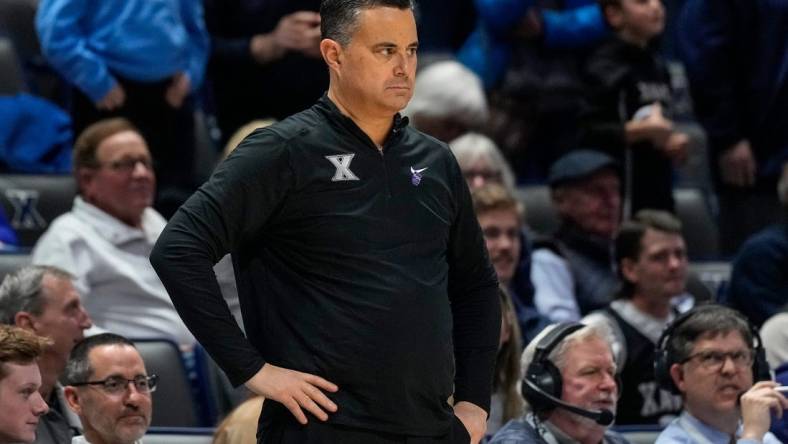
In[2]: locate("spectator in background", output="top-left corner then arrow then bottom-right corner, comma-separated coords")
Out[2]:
30,119 -> 234,349
0,265 -> 92,444
0,325 -> 51,444
531,150 -> 621,322
450,133 -> 516,191
678,0 -> 788,255
582,0 -> 689,216
489,322 -> 628,444
583,210 -> 687,425
655,305 -> 784,444
472,184 -> 550,343
63,334 -> 153,444
412,0 -> 476,56
203,0 -> 328,145
403,60 -> 489,143
724,164 -> 788,328
36,0 -> 209,214
487,286 -> 525,438
458,0 -> 609,182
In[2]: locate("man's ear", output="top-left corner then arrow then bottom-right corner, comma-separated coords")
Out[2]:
669,363 -> 686,393
321,38 -> 342,73
63,386 -> 83,416
14,311 -> 35,331
620,257 -> 639,285
604,4 -> 624,30
77,168 -> 95,199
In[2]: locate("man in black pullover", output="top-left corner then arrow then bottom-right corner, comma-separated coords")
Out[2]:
150,1 -> 501,443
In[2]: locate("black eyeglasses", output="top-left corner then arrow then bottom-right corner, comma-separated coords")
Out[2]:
682,349 -> 754,371
71,374 -> 158,395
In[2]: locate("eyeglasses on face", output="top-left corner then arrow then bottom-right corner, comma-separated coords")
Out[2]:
98,157 -> 154,174
682,349 -> 754,371
71,374 -> 158,395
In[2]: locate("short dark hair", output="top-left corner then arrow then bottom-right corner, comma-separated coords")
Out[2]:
64,333 -> 136,385
615,209 -> 682,297
666,305 -> 753,365
320,0 -> 415,46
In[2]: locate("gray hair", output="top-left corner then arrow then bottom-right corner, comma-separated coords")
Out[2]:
449,132 -> 515,190
320,0 -> 415,47
403,60 -> 489,127
521,323 -> 615,384
63,333 -> 137,385
0,265 -> 73,324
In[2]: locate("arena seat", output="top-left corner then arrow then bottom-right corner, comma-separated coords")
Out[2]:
0,250 -> 31,281
688,261 -> 732,301
0,37 -> 26,94
0,174 -> 76,247
133,338 -> 201,427
515,185 -> 720,260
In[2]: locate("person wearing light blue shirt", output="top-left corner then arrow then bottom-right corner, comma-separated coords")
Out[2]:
35,0 -> 210,215
655,305 -> 788,444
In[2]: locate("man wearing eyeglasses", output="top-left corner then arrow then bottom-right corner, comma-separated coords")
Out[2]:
31,118 -> 237,350
656,305 -> 788,444
63,333 -> 154,444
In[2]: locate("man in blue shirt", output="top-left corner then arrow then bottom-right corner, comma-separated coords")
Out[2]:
35,0 -> 210,215
656,305 -> 787,444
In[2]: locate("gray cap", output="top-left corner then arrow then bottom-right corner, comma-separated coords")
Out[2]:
548,150 -> 619,188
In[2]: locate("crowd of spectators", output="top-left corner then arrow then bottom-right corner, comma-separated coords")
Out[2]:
1,0 -> 788,442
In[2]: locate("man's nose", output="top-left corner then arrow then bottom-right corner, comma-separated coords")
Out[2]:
33,392 -> 49,415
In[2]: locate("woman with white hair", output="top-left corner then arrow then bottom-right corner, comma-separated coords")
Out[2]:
450,132 -> 516,191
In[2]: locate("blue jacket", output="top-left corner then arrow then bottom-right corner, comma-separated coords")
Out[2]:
459,0 -> 607,88
36,0 -> 210,102
677,0 -> 788,180
0,93 -> 72,174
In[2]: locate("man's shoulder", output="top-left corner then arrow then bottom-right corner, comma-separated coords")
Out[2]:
489,417 -> 544,444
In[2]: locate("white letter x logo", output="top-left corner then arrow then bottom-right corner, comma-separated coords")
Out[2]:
325,154 -> 360,182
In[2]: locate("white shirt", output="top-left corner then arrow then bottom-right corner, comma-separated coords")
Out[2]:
72,436 -> 142,444
32,197 -> 236,347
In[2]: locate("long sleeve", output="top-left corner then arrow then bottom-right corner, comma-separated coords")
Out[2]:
180,0 -> 210,91
35,0 -> 115,102
677,0 -> 753,156
446,159 -> 501,413
150,130 -> 294,385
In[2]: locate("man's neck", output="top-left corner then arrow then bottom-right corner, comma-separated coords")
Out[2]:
630,293 -> 671,319
685,404 -> 739,436
38,352 -> 64,400
327,88 -> 395,148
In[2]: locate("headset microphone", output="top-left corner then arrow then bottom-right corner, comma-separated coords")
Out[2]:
524,379 -> 616,426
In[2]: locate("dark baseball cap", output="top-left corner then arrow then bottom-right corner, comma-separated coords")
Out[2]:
548,150 -> 619,188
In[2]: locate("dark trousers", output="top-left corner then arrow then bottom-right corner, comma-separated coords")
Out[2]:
71,75 -> 197,218
260,415 -> 471,444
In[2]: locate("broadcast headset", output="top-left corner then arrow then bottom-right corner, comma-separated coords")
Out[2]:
522,322 -> 616,427
654,304 -> 771,395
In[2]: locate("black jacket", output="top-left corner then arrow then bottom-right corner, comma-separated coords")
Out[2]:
150,96 -> 500,436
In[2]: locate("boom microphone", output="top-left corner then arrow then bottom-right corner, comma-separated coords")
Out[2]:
524,379 -> 616,426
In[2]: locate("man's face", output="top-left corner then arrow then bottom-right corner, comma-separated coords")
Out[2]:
334,7 -> 418,116
672,331 -> 754,419
608,0 -> 665,43
68,345 -> 152,444
29,274 -> 92,364
554,170 -> 621,238
0,362 -> 49,444
80,130 -> 155,228
464,158 -> 504,191
478,208 -> 521,286
557,336 -> 619,424
622,228 -> 687,300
